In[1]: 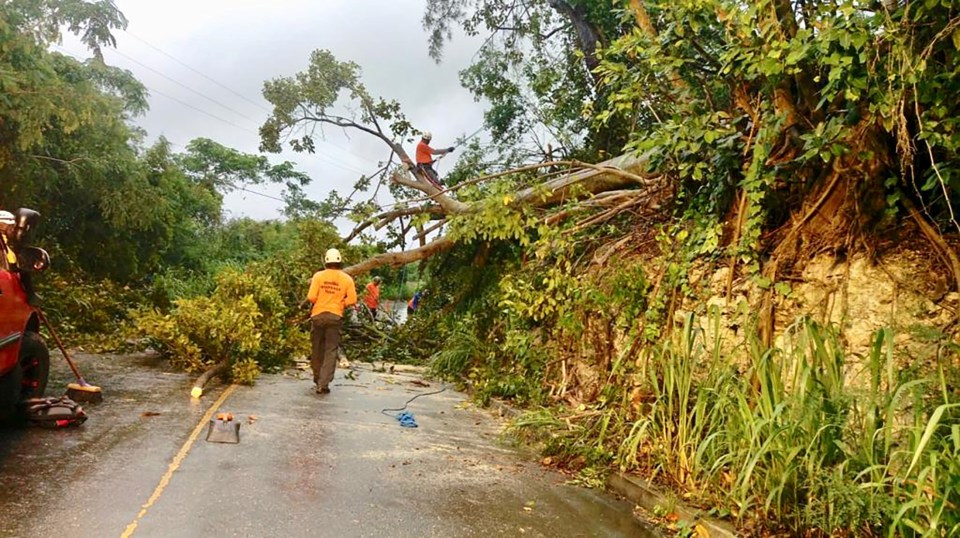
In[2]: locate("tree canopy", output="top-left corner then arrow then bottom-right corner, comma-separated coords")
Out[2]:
0,1 -> 315,281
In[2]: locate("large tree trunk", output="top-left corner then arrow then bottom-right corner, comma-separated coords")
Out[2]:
344,153 -> 657,276
547,0 -> 604,83
513,153 -> 654,207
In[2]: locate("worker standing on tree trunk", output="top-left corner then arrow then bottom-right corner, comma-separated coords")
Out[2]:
363,276 -> 381,320
306,248 -> 357,395
416,131 -> 454,187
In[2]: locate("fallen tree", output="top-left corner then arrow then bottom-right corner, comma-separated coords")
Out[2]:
259,50 -> 666,277
260,5 -> 960,322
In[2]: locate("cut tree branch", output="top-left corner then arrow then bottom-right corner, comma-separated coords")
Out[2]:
344,236 -> 455,276
344,204 -> 444,243
342,152 -> 659,277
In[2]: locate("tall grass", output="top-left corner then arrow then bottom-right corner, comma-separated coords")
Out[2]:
544,309 -> 958,535
431,316 -> 483,379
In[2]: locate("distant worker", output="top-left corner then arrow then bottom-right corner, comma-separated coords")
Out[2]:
306,248 -> 357,395
416,131 -> 455,187
363,276 -> 382,320
407,289 -> 422,317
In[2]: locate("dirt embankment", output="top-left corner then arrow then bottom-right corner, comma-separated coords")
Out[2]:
677,245 -> 958,383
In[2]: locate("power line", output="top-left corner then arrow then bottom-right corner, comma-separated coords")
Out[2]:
146,88 -> 369,178
119,29 -> 381,167
121,29 -> 272,113
52,45 -> 253,133
52,45 -> 371,175
105,47 -> 263,126
228,184 -> 287,203
146,85 -> 263,136
131,139 -> 289,204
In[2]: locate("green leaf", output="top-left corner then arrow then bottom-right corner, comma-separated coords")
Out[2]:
906,404 -> 960,476
774,282 -> 792,296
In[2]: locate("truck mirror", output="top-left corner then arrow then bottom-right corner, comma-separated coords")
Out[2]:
13,208 -> 40,248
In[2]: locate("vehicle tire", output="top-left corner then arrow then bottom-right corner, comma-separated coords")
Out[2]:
18,332 -> 49,400
0,362 -> 23,423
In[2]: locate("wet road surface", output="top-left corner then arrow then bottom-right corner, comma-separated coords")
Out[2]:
0,351 -> 654,537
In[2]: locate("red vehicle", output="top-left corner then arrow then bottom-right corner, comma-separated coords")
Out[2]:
0,208 -> 50,421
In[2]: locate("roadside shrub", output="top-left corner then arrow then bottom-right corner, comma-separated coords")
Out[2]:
431,315 -> 483,378
146,268 -> 218,309
37,271 -> 141,337
494,308 -> 959,535
212,267 -> 301,373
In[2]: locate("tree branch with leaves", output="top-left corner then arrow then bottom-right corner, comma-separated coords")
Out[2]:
258,48 -> 663,276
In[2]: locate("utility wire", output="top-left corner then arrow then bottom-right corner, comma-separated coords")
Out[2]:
105,47 -> 263,125
120,29 -> 376,166
146,84 -> 261,135
47,48 -> 327,208
52,44 -> 258,134
227,184 -> 287,203
149,81 -> 368,176
131,138 -> 289,205
55,45 -> 370,175
122,29 -> 272,113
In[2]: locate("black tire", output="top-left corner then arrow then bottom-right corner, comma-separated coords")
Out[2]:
0,362 -> 23,423
18,332 -> 49,400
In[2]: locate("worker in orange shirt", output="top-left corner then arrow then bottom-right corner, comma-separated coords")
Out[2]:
363,276 -> 382,320
306,248 -> 357,394
415,131 -> 454,187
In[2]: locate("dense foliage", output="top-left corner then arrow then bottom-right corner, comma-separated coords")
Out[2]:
3,1 -> 959,534
0,1 -> 356,381
594,0 -> 960,273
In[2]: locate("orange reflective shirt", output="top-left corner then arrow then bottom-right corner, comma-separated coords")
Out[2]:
363,281 -> 380,309
307,269 -> 357,317
416,140 -> 435,164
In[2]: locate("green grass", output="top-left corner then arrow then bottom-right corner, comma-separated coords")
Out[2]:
510,309 -> 960,535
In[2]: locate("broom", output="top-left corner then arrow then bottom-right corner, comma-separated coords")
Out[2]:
37,309 -> 103,403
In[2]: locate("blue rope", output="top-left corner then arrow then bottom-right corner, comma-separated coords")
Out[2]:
380,387 -> 447,428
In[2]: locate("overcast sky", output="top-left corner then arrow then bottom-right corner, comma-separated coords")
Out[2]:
61,0 -> 488,227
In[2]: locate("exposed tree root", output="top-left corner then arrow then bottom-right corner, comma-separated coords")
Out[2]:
905,198 -> 960,321
726,189 -> 748,304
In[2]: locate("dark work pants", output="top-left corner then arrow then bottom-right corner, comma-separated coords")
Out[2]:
310,312 -> 342,389
417,163 -> 440,186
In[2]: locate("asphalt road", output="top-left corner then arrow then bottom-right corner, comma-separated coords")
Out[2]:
0,351 -> 653,538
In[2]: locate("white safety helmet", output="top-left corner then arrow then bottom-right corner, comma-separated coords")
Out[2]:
324,248 -> 342,265
0,211 -> 14,233
421,131 -> 432,141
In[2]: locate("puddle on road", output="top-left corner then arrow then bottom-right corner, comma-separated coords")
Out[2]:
433,478 -> 659,537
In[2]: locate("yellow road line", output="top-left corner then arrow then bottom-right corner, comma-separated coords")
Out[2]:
120,384 -> 239,538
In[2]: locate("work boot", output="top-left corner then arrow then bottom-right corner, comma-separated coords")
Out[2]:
316,386 -> 330,394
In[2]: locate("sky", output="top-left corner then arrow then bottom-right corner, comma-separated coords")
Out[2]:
60,0 -> 488,226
